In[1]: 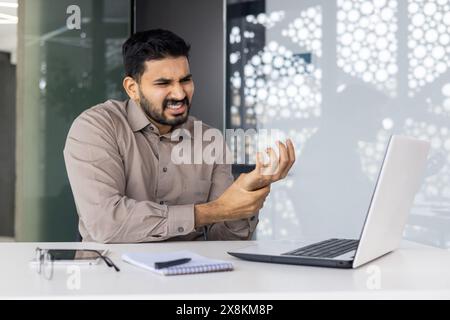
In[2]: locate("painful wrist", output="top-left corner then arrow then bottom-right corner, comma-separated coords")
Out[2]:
194,200 -> 228,227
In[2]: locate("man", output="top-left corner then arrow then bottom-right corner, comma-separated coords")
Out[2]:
64,29 -> 295,243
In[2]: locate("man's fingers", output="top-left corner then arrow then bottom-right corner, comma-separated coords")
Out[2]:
287,139 -> 296,162
253,151 -> 267,181
282,139 -> 296,177
262,147 -> 278,176
277,141 -> 290,178
286,139 -> 295,175
255,151 -> 267,172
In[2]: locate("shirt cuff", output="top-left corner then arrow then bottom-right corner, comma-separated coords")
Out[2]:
167,204 -> 195,236
248,214 -> 259,232
223,213 -> 259,233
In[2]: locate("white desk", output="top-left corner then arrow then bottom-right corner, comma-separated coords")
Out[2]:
1,240 -> 450,299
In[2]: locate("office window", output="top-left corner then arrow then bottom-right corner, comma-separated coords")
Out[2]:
16,0 -> 131,241
226,0 -> 450,247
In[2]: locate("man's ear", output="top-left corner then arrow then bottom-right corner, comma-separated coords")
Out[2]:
123,76 -> 139,100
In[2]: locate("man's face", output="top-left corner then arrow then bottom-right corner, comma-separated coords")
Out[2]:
136,56 -> 194,126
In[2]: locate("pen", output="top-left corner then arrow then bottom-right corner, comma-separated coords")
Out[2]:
154,258 -> 192,269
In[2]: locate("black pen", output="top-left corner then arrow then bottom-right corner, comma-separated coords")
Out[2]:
154,258 -> 191,269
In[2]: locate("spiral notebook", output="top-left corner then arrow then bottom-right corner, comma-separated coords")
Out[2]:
121,250 -> 234,276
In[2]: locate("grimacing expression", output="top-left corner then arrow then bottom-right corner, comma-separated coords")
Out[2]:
137,56 -> 194,126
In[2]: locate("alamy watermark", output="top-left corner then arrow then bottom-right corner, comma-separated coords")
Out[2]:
170,121 -> 290,172
66,265 -> 81,290
365,265 -> 381,290
66,5 -> 81,30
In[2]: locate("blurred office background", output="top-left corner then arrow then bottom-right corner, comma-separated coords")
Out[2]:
0,0 -> 449,248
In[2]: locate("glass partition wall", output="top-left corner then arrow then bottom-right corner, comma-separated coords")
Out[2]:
16,0 -> 131,241
226,0 -> 450,247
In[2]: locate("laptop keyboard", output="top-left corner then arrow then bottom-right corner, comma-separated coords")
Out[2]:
282,239 -> 359,258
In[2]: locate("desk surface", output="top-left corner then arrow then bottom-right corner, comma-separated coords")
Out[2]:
1,240 -> 450,299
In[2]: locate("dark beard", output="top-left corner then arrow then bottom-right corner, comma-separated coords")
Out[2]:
138,91 -> 190,127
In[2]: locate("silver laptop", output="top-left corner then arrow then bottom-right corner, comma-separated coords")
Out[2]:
228,135 -> 430,269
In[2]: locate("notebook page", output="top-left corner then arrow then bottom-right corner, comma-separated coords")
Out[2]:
122,250 -> 233,275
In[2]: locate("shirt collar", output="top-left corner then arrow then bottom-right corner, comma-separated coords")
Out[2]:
127,99 -> 151,132
126,99 -> 195,139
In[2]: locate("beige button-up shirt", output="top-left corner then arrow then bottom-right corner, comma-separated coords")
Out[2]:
63,99 -> 258,243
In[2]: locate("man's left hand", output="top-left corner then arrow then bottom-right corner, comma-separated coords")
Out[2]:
237,139 -> 296,191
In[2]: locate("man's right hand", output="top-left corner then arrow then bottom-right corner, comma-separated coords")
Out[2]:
194,175 -> 270,227
216,174 -> 271,218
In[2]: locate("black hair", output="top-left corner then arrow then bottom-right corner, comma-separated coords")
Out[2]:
122,29 -> 191,81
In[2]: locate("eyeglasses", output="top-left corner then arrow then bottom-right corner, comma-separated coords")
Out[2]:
35,248 -> 120,280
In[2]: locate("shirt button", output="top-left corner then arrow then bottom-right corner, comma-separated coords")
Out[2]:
159,201 -> 164,205
163,167 -> 167,172
159,137 -> 163,141
178,227 -> 184,233
250,216 -> 256,221
150,126 -> 154,131
179,136 -> 184,141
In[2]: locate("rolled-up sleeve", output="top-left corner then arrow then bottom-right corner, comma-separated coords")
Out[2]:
63,110 -> 195,243
205,162 -> 259,240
